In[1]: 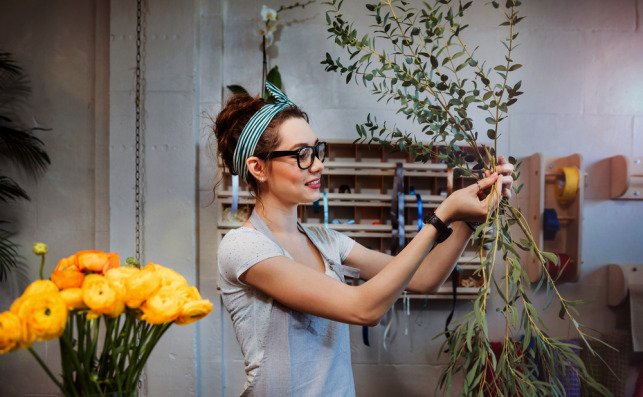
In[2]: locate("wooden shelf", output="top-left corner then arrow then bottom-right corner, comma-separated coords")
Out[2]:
215,141 -> 484,299
516,153 -> 583,283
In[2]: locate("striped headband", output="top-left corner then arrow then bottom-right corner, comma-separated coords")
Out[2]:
232,82 -> 297,183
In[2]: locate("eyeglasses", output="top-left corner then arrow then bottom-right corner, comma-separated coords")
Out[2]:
256,141 -> 327,170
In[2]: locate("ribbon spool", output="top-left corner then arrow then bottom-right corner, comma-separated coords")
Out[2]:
543,208 -> 560,241
546,253 -> 574,283
554,167 -> 580,206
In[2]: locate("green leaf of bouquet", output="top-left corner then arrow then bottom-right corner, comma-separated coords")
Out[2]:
226,85 -> 249,95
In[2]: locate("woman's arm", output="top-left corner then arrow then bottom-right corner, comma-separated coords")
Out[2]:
241,173 -> 503,326
344,156 -> 515,294
341,221 -> 473,294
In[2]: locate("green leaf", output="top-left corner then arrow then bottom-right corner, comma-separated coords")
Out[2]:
485,117 -> 496,125
509,64 -> 522,71
541,251 -> 558,265
226,85 -> 249,95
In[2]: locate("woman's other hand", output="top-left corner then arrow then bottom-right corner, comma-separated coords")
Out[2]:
483,155 -> 514,199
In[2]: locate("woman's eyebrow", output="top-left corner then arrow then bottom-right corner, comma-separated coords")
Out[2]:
287,139 -> 319,150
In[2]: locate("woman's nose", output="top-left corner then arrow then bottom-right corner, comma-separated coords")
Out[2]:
310,154 -> 324,173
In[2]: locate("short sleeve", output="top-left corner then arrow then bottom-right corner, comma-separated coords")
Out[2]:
302,226 -> 356,263
328,229 -> 356,262
217,228 -> 285,285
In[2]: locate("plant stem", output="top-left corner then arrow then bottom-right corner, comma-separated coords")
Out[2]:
28,347 -> 69,396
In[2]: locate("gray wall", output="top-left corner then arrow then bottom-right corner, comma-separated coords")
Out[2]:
0,0 -> 642,396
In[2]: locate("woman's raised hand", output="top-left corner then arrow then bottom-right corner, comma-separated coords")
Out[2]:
435,173 -> 503,224
435,156 -> 515,224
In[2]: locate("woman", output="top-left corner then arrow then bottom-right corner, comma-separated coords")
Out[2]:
212,83 -> 514,396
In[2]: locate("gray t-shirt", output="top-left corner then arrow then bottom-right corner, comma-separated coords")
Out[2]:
217,226 -> 356,390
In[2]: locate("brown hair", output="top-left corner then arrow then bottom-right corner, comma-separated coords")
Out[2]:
209,93 -> 309,197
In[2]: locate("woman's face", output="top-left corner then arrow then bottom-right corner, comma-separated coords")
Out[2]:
263,117 -> 324,205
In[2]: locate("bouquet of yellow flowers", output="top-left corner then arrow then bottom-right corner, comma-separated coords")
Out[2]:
0,243 -> 213,396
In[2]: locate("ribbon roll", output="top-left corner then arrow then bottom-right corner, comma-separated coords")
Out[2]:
416,194 -> 423,231
231,174 -> 239,214
546,253 -> 574,283
397,192 -> 405,249
323,192 -> 329,229
554,167 -> 580,206
543,208 -> 560,241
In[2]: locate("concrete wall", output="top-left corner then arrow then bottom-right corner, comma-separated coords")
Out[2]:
0,0 -> 641,396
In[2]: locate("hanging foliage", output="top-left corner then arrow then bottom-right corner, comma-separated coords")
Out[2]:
321,1 -> 612,395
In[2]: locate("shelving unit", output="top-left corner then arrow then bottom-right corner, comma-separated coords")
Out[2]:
516,153 -> 583,283
215,140 -> 483,299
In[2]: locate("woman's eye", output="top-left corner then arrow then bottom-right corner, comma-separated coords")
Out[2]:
299,149 -> 312,161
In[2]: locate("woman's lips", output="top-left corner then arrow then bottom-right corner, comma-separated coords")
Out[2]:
305,179 -> 320,189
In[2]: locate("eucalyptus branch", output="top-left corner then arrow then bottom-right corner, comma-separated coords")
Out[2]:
323,0 -> 612,395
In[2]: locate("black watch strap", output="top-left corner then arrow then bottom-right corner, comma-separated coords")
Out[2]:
425,213 -> 453,243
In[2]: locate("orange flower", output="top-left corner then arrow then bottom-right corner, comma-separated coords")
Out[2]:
55,254 -> 79,271
51,267 -> 84,290
82,275 -> 124,318
14,292 -> 68,342
59,288 -> 88,311
124,265 -> 161,309
140,286 -> 182,324
76,250 -> 120,274
0,311 -> 24,354
175,299 -> 213,326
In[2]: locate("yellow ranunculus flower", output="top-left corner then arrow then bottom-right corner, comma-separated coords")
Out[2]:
15,293 -> 68,342
59,288 -> 88,311
0,311 -> 24,354
82,275 -> 121,317
147,262 -> 188,289
124,265 -> 161,309
139,286 -> 182,324
105,266 -> 139,297
176,285 -> 202,304
23,280 -> 59,296
175,299 -> 213,326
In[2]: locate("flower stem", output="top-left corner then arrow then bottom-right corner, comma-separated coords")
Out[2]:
28,347 -> 69,396
39,255 -> 45,280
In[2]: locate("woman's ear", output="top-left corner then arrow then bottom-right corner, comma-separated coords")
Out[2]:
246,156 -> 266,182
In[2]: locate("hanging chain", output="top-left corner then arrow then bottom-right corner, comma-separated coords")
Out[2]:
135,0 -> 143,261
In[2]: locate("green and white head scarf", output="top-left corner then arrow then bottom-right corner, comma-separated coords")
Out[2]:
232,82 -> 297,183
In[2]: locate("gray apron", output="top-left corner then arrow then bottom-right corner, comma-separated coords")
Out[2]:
242,210 -> 357,397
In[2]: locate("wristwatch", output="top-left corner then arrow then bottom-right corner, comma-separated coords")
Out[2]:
424,213 -> 453,243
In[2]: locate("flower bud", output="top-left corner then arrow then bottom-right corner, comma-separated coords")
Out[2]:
32,242 -> 48,256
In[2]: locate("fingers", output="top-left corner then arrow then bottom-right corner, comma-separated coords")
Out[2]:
476,173 -> 499,190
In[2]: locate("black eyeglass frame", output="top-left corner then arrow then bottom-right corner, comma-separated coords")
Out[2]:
256,141 -> 328,170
